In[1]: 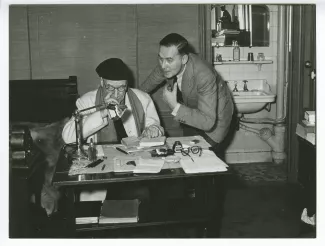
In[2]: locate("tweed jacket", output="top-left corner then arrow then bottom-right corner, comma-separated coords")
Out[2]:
140,53 -> 234,144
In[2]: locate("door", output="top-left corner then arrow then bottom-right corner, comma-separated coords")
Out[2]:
287,5 -> 316,183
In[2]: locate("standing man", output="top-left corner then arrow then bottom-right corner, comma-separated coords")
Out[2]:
140,33 -> 234,156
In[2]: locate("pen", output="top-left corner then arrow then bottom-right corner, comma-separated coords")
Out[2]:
101,164 -> 106,171
115,147 -> 129,155
86,159 -> 103,168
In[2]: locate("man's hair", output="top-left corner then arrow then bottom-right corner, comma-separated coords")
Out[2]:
159,33 -> 189,55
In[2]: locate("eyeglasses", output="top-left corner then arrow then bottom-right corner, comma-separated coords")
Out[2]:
104,83 -> 127,92
173,141 -> 202,162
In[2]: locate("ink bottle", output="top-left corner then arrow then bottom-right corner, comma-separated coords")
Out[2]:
87,138 -> 97,162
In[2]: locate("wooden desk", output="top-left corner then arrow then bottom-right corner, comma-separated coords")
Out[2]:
52,148 -> 231,238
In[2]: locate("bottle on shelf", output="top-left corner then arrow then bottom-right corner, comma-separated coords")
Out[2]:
232,40 -> 240,61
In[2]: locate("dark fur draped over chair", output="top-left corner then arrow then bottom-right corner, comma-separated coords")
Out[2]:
14,118 -> 70,215
10,77 -> 78,217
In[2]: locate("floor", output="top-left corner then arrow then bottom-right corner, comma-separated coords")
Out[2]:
220,162 -> 305,238
86,162 -> 315,238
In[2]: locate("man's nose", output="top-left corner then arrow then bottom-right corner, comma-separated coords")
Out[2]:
161,60 -> 168,70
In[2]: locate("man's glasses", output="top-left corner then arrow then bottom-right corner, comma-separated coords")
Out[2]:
173,141 -> 202,162
104,83 -> 127,92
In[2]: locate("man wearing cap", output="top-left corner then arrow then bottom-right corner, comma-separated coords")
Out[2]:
62,58 -> 164,144
61,58 -> 164,202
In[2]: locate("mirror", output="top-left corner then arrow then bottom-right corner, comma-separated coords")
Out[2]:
211,4 -> 270,47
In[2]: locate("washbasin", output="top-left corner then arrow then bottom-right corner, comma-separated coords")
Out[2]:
227,80 -> 276,114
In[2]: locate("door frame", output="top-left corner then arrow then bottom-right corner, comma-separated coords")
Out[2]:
287,4 -> 316,183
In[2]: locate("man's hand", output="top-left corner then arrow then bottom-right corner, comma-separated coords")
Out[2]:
141,125 -> 162,138
163,83 -> 178,110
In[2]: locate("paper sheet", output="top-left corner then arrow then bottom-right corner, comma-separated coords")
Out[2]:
133,158 -> 165,173
178,150 -> 228,174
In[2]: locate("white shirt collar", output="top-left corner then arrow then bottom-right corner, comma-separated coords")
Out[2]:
176,64 -> 186,82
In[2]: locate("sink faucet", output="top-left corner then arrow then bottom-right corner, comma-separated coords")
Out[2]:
243,80 -> 249,91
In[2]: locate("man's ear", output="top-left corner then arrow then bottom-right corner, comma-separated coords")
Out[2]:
100,78 -> 104,87
182,54 -> 189,65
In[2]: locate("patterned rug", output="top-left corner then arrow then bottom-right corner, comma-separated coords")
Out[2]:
228,162 -> 287,184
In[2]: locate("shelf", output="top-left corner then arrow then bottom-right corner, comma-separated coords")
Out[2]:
213,60 -> 273,71
75,198 -> 211,232
213,60 -> 272,65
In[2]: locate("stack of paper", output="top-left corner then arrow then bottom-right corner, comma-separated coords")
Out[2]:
139,136 -> 166,147
99,199 -> 140,224
179,150 -> 228,174
113,156 -> 139,173
296,123 -> 316,145
121,136 -> 140,148
133,158 -> 165,173
304,111 -> 315,125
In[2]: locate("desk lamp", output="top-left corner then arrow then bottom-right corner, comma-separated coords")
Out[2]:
71,102 -> 127,161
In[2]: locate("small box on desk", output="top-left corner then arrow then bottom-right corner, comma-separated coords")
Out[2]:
301,120 -> 316,131
304,111 -> 315,124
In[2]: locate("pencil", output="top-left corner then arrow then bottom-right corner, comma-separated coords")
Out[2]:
115,147 -> 129,155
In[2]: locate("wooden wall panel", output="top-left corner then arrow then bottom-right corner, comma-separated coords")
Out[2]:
9,6 -> 31,80
137,4 -> 199,136
9,4 -> 201,137
27,5 -> 137,95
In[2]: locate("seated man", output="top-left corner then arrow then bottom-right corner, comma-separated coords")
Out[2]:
62,58 -> 164,201
62,58 -> 164,144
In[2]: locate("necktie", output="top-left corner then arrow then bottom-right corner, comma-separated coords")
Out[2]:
175,77 -> 183,103
113,118 -> 128,142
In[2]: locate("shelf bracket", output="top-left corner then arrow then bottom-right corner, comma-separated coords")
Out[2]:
257,64 -> 262,71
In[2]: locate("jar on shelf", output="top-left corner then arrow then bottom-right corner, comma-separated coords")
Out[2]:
257,53 -> 265,61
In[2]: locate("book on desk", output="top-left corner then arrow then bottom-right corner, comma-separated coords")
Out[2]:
75,199 -> 140,225
98,199 -> 140,224
75,201 -> 102,225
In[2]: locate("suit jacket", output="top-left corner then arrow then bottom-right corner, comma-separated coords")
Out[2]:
140,53 -> 234,144
62,88 -> 163,144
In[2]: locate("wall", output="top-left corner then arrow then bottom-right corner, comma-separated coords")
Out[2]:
212,5 -> 279,163
9,4 -> 199,136
136,4 -> 199,136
